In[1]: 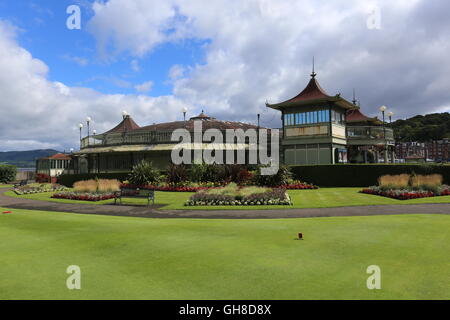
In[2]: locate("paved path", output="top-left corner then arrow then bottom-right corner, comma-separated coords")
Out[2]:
0,188 -> 448,219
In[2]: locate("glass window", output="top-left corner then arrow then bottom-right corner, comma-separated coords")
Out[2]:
314,111 -> 318,123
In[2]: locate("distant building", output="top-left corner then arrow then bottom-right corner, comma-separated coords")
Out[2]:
425,139 -> 449,162
36,153 -> 75,181
395,139 -> 449,163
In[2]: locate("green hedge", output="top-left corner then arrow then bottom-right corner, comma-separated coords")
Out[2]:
290,164 -> 450,187
58,173 -> 130,187
0,164 -> 17,183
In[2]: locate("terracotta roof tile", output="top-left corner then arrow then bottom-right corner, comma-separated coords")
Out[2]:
282,77 -> 332,104
104,116 -> 140,134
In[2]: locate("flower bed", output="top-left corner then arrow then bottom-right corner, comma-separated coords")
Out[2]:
361,186 -> 450,200
185,184 -> 292,206
281,183 -> 318,190
14,183 -> 68,195
120,181 -> 317,192
120,182 -> 223,192
52,192 -> 116,201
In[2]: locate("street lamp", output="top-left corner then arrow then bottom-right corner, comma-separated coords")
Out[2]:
122,110 -> 128,119
78,123 -> 83,148
181,107 -> 188,121
93,129 -> 97,135
86,116 -> 92,137
387,111 -> 394,124
379,106 -> 387,163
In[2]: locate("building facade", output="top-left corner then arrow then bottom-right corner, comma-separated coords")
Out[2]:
71,111 -> 269,174
266,71 -> 395,165
36,71 -> 398,176
395,139 -> 450,163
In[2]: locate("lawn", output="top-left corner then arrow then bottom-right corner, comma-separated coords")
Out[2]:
0,184 -> 12,188
0,207 -> 448,299
4,188 -> 450,210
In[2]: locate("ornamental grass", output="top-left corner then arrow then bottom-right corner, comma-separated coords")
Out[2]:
73,179 -> 120,193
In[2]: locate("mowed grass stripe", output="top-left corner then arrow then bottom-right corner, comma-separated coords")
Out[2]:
0,207 -> 449,299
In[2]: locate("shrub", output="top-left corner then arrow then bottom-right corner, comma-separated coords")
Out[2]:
410,174 -> 443,187
291,164 -> 450,187
58,173 -> 130,187
128,161 -> 161,185
35,173 -> 51,183
186,183 -> 291,206
254,164 -> 293,187
0,165 -> 17,183
73,179 -> 120,193
378,174 -> 410,189
236,168 -> 253,185
166,164 -> 188,184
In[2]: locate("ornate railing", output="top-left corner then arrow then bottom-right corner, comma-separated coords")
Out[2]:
347,126 -> 394,141
80,131 -> 176,149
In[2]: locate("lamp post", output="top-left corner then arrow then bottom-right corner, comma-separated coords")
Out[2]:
93,129 -> 97,136
387,111 -> 394,124
181,107 -> 188,121
78,123 -> 83,148
379,106 -> 387,163
86,117 -> 92,146
122,110 -> 128,119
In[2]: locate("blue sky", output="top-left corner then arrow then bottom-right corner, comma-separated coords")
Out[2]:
0,0 -> 206,96
0,0 -> 449,151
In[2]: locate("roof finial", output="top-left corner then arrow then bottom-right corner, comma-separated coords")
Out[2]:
311,56 -> 317,78
352,88 -> 357,105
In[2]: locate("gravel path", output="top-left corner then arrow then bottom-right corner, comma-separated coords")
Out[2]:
0,188 -> 448,219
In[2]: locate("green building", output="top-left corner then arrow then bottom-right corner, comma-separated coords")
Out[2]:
266,71 -> 395,165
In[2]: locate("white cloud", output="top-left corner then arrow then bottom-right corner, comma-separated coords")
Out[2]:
85,0 -> 450,127
134,80 -> 153,93
2,0 -> 450,151
63,54 -> 89,66
0,20 -> 189,151
168,64 -> 185,81
130,59 -> 140,72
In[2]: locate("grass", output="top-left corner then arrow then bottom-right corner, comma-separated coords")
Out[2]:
0,184 -> 12,188
0,207 -> 448,299
5,187 -> 450,210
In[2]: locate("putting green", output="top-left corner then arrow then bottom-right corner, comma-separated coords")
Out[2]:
0,207 -> 449,299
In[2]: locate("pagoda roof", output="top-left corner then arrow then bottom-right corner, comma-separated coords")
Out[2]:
346,108 -> 382,125
103,115 -> 140,134
39,153 -> 72,160
189,111 -> 216,121
266,75 -> 355,111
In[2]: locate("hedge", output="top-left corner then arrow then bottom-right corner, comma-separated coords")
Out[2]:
0,164 -> 17,183
290,164 -> 450,187
58,173 -> 130,187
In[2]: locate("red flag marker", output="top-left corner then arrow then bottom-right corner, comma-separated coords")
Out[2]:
2,211 -> 12,214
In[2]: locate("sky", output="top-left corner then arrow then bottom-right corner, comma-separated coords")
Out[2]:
0,0 -> 449,151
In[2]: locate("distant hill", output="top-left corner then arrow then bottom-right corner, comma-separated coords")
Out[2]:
0,149 -> 60,168
392,112 -> 450,142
